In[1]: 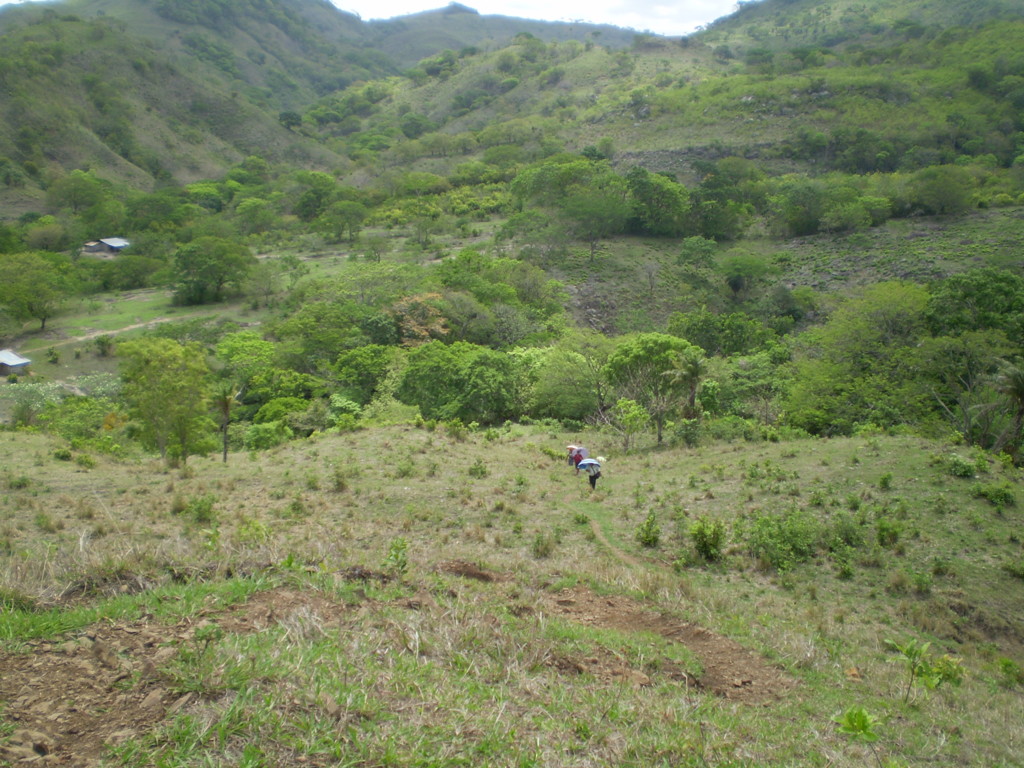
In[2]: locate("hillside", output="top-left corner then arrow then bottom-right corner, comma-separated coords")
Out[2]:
0,0 -> 638,193
1,425 -> 1022,765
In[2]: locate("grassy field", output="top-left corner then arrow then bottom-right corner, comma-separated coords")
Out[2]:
1,421 -> 1022,766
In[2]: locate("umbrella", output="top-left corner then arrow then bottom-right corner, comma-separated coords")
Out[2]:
577,458 -> 601,470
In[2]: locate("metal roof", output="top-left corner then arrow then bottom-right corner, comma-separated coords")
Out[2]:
0,349 -> 31,366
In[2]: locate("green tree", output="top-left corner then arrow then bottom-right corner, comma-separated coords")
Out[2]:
529,330 -> 615,421
173,236 -> 256,305
319,200 -> 367,242
334,344 -> 399,405
784,282 -> 930,435
212,382 -> 240,463
397,341 -> 522,424
215,331 -> 277,389
119,338 -> 215,464
608,397 -> 651,452
993,359 -> 1024,455
662,345 -> 707,417
910,165 -> 974,215
0,252 -> 71,330
626,166 -> 691,236
46,169 -> 107,214
605,333 -> 699,443
925,267 -> 1024,337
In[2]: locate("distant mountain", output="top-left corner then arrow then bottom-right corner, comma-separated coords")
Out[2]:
363,3 -> 637,68
0,0 -> 645,198
1,0 -> 1022,203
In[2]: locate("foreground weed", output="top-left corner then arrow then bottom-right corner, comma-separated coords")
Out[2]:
833,706 -> 883,768
884,638 -> 964,704
382,537 -> 409,578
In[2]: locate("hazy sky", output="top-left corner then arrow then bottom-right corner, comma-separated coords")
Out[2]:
331,1 -> 742,36
0,0 -> 746,37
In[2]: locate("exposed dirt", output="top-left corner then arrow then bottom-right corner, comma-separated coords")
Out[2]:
0,574 -> 793,765
547,585 -> 795,703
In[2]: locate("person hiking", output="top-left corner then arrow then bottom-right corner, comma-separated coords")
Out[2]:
569,444 -> 589,473
577,457 -> 603,490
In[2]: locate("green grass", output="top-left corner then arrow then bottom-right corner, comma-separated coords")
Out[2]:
0,423 -> 1021,765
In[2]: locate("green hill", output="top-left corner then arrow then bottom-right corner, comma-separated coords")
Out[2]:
1,425 -> 1022,766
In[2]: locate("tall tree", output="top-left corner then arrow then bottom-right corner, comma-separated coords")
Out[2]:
0,252 -> 71,330
173,236 -> 256,305
119,338 -> 214,464
604,332 -> 699,443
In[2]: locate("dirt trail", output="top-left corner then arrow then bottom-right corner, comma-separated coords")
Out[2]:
42,317 -> 176,349
589,518 -> 643,566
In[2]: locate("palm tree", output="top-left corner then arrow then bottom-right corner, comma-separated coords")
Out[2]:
212,383 -> 241,463
993,359 -> 1024,455
663,346 -> 707,418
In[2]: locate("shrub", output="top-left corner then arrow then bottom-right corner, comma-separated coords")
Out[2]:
690,516 -> 726,561
468,458 -> 489,478
876,517 -> 901,547
183,494 -> 217,524
382,537 -> 409,576
532,531 -> 554,558
943,452 -> 985,478
828,511 -> 865,550
243,420 -> 293,450
635,512 -> 660,548
973,481 -> 1015,508
747,507 -> 822,570
75,454 -> 96,469
53,447 -> 73,461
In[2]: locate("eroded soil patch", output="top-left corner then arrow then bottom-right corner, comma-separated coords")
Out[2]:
548,585 -> 795,703
0,621 -> 189,766
1,579 -> 793,766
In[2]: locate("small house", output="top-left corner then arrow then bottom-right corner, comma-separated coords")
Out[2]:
0,349 -> 31,376
82,238 -> 131,258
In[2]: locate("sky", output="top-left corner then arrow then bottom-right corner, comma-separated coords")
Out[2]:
0,0 -> 745,37
331,1 -> 742,36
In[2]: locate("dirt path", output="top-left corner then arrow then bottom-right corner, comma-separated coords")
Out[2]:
42,317 -> 177,349
589,518 -> 643,566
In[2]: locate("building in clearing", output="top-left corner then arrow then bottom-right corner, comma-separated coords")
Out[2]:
82,238 -> 131,258
0,349 -> 31,376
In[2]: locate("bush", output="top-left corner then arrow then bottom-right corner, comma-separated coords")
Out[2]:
243,420 -> 293,450
747,507 -> 822,571
690,516 -> 726,561
532,531 -> 555,558
635,512 -> 661,548
943,452 -> 986,478
974,481 -> 1015,508
182,494 -> 217,524
876,517 -> 902,547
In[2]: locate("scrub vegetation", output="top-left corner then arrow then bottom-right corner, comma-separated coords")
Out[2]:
2,0 -> 1024,764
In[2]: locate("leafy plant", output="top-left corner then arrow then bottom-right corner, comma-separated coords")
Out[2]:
884,638 -> 963,704
183,494 -> 218,524
635,511 -> 660,548
833,706 -> 883,768
382,537 -> 409,577
689,516 -> 726,562
973,481 -> 1015,508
